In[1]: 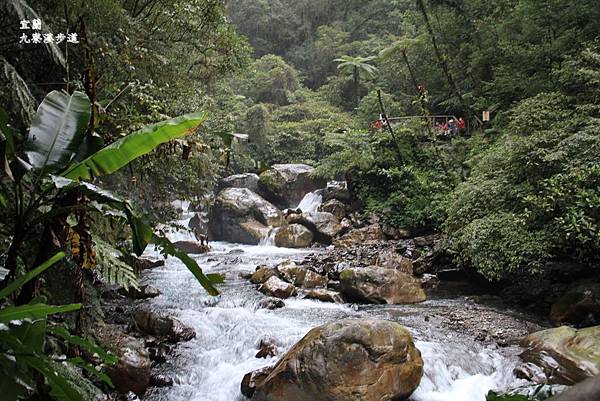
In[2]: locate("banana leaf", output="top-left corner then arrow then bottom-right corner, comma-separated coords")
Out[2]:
24,91 -> 91,173
63,112 -> 207,181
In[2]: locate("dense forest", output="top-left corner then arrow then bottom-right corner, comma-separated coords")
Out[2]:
1,0 -> 599,401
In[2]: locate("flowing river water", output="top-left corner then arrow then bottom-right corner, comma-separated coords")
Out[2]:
141,201 -> 530,401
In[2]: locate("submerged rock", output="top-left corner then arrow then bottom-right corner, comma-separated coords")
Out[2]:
339,266 -> 426,304
251,319 -> 423,401
256,297 -> 285,310
520,325 -> 600,384
274,224 -> 314,248
259,276 -> 297,299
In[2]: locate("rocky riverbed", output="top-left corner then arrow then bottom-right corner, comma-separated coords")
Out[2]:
95,164 -> 600,401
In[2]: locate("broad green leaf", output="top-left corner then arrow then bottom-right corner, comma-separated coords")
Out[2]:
0,303 -> 81,323
67,357 -> 114,387
0,252 -> 65,299
63,112 -> 207,181
152,234 -> 222,295
11,319 -> 46,353
25,357 -> 85,401
24,90 -> 91,173
49,326 -> 117,365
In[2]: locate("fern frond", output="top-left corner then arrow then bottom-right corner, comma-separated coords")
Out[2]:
94,239 -> 140,290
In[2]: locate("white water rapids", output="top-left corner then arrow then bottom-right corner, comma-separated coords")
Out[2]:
141,213 -> 527,401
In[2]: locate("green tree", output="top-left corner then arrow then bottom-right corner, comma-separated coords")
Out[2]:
334,55 -> 378,109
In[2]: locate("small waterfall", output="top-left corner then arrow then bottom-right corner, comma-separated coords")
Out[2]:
296,191 -> 323,213
259,227 -> 279,246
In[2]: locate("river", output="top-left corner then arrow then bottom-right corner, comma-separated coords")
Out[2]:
137,214 -> 533,401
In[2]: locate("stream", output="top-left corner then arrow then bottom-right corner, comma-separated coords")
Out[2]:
140,203 -> 530,401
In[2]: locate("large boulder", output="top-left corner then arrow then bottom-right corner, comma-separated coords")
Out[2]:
275,224 -> 314,248
252,319 -> 423,401
340,266 -> 426,304
220,173 -> 260,193
520,325 -> 600,384
209,188 -> 283,244
334,224 -> 384,247
259,276 -> 298,299
318,199 -> 347,220
94,324 -> 151,395
287,212 -> 342,243
258,164 -> 325,209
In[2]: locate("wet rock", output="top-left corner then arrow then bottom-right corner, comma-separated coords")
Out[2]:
550,281 -> 600,327
150,374 -> 174,387
252,319 -> 423,401
148,343 -> 172,363
520,325 -> 600,384
257,297 -> 285,310
94,324 -> 151,395
323,180 -> 351,203
256,337 -> 279,359
220,173 -> 260,193
274,224 -> 314,248
133,257 -> 165,271
172,240 -> 209,254
209,188 -> 283,244
241,366 -> 274,398
276,261 -> 326,288
250,266 -> 277,285
304,289 -> 344,303
318,199 -> 347,220
258,164 -> 325,209
134,310 -> 196,343
340,266 -> 426,304
514,362 -> 548,383
259,276 -> 298,299
119,285 -> 161,300
303,270 -> 327,288
334,224 -> 384,247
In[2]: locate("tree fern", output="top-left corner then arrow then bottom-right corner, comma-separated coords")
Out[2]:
94,239 -> 140,290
